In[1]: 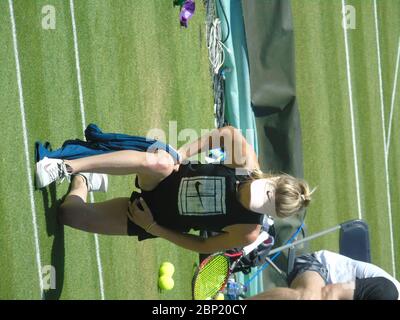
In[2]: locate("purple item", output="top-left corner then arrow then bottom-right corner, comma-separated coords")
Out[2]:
179,0 -> 195,28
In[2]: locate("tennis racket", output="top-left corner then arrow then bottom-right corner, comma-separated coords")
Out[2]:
192,231 -> 270,300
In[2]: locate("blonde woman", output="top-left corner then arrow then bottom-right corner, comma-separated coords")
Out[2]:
36,126 -> 314,254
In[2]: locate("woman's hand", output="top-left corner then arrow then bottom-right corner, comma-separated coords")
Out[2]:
173,148 -> 186,171
127,198 -> 157,234
177,148 -> 187,165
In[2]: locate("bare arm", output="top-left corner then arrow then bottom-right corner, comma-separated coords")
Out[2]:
150,224 -> 258,254
127,198 -> 259,254
321,282 -> 355,300
178,127 -> 226,161
178,126 -> 259,170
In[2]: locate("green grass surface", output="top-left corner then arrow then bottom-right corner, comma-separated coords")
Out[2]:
292,0 -> 400,275
0,0 -> 213,299
0,0 -> 399,299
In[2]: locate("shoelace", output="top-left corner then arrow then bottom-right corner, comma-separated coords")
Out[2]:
47,161 -> 70,184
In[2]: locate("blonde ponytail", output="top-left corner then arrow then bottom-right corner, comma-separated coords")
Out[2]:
249,170 -> 315,218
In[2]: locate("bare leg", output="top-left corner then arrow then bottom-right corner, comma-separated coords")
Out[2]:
63,150 -> 175,176
63,149 -> 177,191
58,175 -> 130,235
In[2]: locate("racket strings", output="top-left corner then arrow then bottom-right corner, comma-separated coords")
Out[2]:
193,255 -> 230,300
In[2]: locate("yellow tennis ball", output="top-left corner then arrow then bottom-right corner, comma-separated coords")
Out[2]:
214,293 -> 225,300
158,275 -> 174,290
159,262 -> 175,277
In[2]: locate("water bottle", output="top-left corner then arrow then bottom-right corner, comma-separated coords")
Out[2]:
205,148 -> 226,164
225,276 -> 247,300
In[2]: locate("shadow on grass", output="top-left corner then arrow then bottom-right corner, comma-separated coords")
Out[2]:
41,183 -> 65,300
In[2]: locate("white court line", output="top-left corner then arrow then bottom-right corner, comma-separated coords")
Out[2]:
8,0 -> 44,298
373,0 -> 387,153
341,0 -> 363,220
386,37 -> 400,156
373,0 -> 396,277
70,0 -> 105,300
374,0 -> 386,152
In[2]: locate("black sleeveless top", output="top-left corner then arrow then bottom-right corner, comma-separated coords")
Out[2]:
135,162 -> 264,233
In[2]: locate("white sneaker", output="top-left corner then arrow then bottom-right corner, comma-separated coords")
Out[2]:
76,172 -> 108,192
36,157 -> 71,189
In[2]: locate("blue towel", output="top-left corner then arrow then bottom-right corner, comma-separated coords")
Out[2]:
35,124 -> 180,163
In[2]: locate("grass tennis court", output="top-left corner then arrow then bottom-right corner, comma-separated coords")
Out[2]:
293,0 -> 400,277
0,0 -> 399,299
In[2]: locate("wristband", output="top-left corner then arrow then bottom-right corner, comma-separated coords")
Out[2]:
145,221 -> 157,233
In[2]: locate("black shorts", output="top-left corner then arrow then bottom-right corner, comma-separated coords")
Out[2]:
287,253 -> 329,286
126,191 -> 158,241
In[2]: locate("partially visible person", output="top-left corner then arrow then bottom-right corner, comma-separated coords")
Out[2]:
248,250 -> 400,300
36,126 -> 315,254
